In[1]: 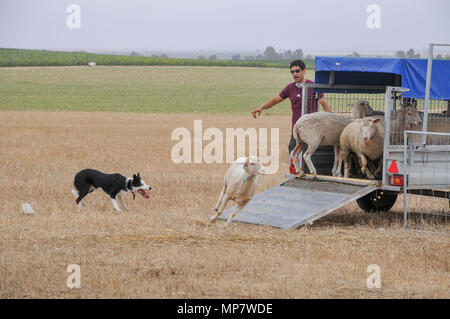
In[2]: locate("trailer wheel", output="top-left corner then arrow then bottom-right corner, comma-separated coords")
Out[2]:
356,190 -> 398,213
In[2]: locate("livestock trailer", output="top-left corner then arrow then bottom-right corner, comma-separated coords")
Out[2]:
220,50 -> 450,232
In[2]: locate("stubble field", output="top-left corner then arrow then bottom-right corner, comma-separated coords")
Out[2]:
0,66 -> 448,298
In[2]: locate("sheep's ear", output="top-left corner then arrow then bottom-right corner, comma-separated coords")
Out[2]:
373,118 -> 381,123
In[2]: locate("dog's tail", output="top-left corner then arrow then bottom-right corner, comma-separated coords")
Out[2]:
71,189 -> 79,199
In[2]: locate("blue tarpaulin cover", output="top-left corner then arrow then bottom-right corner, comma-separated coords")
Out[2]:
315,57 -> 450,100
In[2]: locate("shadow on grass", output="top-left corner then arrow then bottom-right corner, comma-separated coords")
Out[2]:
309,206 -> 449,231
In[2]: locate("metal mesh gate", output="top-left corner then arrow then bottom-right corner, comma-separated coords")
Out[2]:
297,84 -> 387,177
403,131 -> 450,235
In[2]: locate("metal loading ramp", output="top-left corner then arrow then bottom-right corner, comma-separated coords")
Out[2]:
218,175 -> 379,229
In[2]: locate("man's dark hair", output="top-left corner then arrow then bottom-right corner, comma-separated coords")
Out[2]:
290,59 -> 306,70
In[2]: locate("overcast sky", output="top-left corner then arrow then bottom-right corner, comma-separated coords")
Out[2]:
1,0 -> 449,54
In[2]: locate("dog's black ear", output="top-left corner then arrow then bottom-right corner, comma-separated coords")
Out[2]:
137,172 -> 141,179
133,174 -> 137,180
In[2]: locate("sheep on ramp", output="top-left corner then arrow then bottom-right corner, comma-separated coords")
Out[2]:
291,112 -> 352,178
210,156 -> 264,225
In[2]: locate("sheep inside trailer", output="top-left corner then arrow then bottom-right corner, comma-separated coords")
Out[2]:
220,55 -> 450,230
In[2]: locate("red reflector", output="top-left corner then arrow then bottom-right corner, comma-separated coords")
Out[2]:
289,164 -> 297,174
389,174 -> 404,186
388,160 -> 399,173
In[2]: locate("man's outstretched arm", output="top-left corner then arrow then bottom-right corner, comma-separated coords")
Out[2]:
251,96 -> 285,118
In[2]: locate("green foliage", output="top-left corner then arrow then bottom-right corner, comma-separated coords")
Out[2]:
395,50 -> 406,58
261,46 -> 304,60
0,48 -> 316,69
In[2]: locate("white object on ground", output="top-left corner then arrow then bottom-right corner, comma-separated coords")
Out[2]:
22,203 -> 36,215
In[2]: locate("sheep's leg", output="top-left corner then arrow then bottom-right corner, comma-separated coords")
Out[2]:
331,144 -> 340,176
358,153 -> 367,174
210,193 -> 229,223
353,153 -> 362,173
303,142 -> 319,178
225,203 -> 246,225
336,148 -> 344,178
292,141 -> 305,176
373,158 -> 383,178
341,147 -> 351,178
359,154 -> 375,179
214,183 -> 226,211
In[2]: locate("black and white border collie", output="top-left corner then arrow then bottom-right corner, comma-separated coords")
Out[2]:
72,169 -> 151,212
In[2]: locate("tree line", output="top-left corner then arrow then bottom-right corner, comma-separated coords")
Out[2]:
0,48 -> 292,69
395,48 -> 450,59
136,46 -> 450,61
228,46 -> 310,61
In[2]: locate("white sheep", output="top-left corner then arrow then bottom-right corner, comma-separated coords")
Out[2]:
351,100 -> 385,119
389,106 -> 423,144
337,117 -> 384,179
409,116 -> 450,145
337,106 -> 422,178
291,112 -> 352,178
210,156 -> 264,225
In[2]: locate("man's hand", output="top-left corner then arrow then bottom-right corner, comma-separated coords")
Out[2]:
251,107 -> 263,118
251,96 -> 284,119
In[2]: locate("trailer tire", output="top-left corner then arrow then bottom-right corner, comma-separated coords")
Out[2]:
356,190 -> 398,213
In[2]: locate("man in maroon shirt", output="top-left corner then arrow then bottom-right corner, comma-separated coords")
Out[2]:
251,59 -> 331,155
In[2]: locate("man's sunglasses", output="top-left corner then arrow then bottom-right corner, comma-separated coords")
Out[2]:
290,69 -> 302,74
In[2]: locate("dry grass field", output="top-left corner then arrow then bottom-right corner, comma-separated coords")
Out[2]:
0,111 -> 448,298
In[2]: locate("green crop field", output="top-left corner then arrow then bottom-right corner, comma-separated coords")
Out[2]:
0,66 -> 316,114
0,48 -> 315,69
